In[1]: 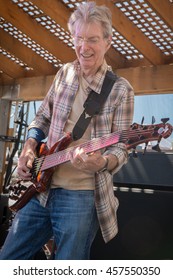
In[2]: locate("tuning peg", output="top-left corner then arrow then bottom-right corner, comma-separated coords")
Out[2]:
161,118 -> 169,124
152,116 -> 155,124
152,143 -> 161,152
143,142 -> 148,155
141,116 -> 144,125
152,138 -> 161,152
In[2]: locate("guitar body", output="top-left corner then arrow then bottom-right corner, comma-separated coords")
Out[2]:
8,180 -> 39,212
8,133 -> 73,212
7,122 -> 173,212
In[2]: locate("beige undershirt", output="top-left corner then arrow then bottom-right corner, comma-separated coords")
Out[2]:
51,75 -> 95,190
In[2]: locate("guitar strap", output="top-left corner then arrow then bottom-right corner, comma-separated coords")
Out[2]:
72,70 -> 118,141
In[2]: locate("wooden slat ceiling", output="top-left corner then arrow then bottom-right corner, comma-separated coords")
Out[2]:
0,0 -> 173,96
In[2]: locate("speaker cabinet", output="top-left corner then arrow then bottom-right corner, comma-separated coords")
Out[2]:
113,152 -> 173,188
91,189 -> 173,260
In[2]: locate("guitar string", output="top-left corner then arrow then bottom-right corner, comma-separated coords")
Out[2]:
38,126 -> 164,171
31,123 -> 171,173
30,128 -> 156,173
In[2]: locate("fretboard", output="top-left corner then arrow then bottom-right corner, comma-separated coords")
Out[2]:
40,131 -> 121,171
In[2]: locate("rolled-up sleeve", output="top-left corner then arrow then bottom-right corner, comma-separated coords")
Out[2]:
103,77 -> 134,174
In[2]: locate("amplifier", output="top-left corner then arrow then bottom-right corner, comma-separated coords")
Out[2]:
113,151 -> 173,189
91,189 -> 173,259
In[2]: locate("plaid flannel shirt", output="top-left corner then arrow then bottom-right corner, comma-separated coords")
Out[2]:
29,59 -> 134,243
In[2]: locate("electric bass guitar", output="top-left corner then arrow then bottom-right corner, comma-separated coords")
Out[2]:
7,121 -> 173,212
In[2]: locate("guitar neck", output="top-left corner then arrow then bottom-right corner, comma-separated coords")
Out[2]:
40,121 -> 173,172
41,131 -> 121,171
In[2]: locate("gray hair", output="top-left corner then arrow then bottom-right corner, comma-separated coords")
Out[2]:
68,1 -> 112,38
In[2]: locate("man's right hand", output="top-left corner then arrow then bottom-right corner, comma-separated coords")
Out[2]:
17,138 -> 38,180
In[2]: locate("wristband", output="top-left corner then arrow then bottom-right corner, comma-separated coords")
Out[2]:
27,128 -> 45,143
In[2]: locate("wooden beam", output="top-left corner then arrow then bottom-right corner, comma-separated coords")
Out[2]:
95,0 -> 165,65
0,72 -> 14,87
116,64 -> 173,95
31,0 -> 70,31
146,0 -> 173,29
32,0 -> 157,69
1,64 -> 172,101
107,48 -> 151,70
13,75 -> 54,101
0,54 -> 37,79
0,0 -> 76,63
106,46 -> 126,69
0,84 -> 20,100
0,29 -> 57,76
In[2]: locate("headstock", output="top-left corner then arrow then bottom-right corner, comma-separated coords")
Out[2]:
126,118 -> 173,154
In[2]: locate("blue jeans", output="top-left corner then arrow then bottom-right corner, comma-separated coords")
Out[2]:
0,188 -> 99,260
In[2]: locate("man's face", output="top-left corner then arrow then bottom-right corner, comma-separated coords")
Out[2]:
73,21 -> 111,76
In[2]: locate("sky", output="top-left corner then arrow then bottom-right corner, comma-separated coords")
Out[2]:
133,94 -> 173,127
133,94 -> 173,148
